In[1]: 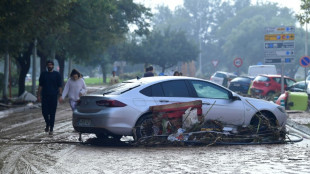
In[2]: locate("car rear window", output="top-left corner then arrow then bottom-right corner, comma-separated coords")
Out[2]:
231,77 -> 251,83
96,82 -> 140,95
214,73 -> 226,78
254,76 -> 270,82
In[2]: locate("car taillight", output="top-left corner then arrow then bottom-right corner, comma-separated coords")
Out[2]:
265,83 -> 270,87
96,100 -> 127,107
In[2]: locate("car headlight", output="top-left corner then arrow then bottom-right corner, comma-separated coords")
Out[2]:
277,106 -> 285,113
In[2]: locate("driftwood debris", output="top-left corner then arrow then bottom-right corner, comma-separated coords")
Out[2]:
134,100 -> 286,146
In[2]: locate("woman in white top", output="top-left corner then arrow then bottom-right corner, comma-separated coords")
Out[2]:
59,69 -> 87,110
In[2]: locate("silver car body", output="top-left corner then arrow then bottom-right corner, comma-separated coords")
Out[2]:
73,76 -> 287,136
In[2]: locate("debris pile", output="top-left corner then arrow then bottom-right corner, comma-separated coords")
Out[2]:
135,100 -> 286,146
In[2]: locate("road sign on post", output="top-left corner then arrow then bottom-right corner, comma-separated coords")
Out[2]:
299,56 -> 310,68
233,57 -> 242,76
212,60 -> 219,67
264,26 -> 295,94
233,58 -> 243,68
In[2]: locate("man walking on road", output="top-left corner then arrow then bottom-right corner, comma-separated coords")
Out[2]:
37,60 -> 62,135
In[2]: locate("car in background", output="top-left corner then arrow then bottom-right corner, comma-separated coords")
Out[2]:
210,71 -> 237,87
287,81 -> 308,93
228,76 -> 253,95
306,75 -> 310,83
250,75 -> 296,98
73,76 -> 287,141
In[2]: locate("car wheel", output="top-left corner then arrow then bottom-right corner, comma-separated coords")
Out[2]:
249,111 -> 277,133
134,113 -> 153,140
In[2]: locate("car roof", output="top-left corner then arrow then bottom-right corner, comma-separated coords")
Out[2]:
258,74 -> 291,78
124,76 -> 205,84
256,74 -> 296,81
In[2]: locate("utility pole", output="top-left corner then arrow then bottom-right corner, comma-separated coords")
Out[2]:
305,22 -> 308,87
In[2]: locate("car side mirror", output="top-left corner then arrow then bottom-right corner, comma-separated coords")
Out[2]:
230,92 -> 241,101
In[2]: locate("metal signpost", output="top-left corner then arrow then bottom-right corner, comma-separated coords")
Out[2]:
264,26 -> 295,94
299,56 -> 310,89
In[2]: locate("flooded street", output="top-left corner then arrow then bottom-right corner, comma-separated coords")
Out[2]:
0,102 -> 310,174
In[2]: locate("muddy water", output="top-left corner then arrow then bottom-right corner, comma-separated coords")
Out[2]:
0,103 -> 310,174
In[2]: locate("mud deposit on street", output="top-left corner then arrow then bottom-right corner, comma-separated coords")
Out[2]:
0,103 -> 310,174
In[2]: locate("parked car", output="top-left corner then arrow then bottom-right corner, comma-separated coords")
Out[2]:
250,75 -> 296,97
228,76 -> 253,95
306,75 -> 310,83
210,71 -> 237,87
286,81 -> 308,93
73,76 -> 287,140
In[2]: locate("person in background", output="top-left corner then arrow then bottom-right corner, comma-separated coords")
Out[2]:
37,60 -> 62,135
143,65 -> 154,77
179,72 -> 183,76
110,70 -> 119,85
59,69 -> 87,111
173,71 -> 180,76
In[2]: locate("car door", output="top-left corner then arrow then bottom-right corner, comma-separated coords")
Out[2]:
188,80 -> 245,126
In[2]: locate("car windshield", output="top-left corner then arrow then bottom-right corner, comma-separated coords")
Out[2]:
95,82 -> 140,95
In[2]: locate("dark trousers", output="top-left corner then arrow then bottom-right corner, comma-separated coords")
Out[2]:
41,95 -> 58,131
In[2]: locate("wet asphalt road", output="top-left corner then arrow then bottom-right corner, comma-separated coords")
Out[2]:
0,102 -> 310,174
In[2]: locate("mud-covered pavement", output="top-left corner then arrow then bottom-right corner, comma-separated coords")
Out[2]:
1,102 -> 310,174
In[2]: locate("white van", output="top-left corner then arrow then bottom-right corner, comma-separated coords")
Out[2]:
248,65 -> 277,77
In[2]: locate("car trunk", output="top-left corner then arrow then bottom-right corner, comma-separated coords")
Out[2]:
76,95 -> 112,113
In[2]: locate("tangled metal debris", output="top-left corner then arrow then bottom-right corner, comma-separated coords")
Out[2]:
134,100 -> 290,146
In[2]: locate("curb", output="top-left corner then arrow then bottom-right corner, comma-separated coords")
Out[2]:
286,118 -> 310,136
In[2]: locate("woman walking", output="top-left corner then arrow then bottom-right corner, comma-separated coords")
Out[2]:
59,69 -> 87,110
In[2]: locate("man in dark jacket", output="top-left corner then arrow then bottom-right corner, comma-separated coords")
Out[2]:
143,65 -> 154,77
37,60 -> 62,135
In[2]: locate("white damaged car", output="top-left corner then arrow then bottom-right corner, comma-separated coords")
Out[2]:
73,76 -> 287,140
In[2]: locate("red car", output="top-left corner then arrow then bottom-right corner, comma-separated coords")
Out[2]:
250,75 -> 296,97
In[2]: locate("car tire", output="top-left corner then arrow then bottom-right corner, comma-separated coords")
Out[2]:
134,113 -> 153,140
249,111 -> 277,133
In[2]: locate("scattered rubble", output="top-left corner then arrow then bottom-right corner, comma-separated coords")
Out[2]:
134,100 -> 287,146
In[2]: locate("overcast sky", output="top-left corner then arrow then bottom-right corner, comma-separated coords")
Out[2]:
134,0 -> 301,14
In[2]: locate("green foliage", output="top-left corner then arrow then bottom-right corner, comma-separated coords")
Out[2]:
296,0 -> 310,25
83,78 -> 104,85
127,28 -> 199,73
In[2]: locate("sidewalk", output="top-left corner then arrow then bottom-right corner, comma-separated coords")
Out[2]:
286,110 -> 310,136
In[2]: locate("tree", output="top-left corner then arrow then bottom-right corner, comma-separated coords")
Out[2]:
0,0 -> 151,98
128,28 -> 199,73
54,0 -> 151,83
218,3 -> 298,75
